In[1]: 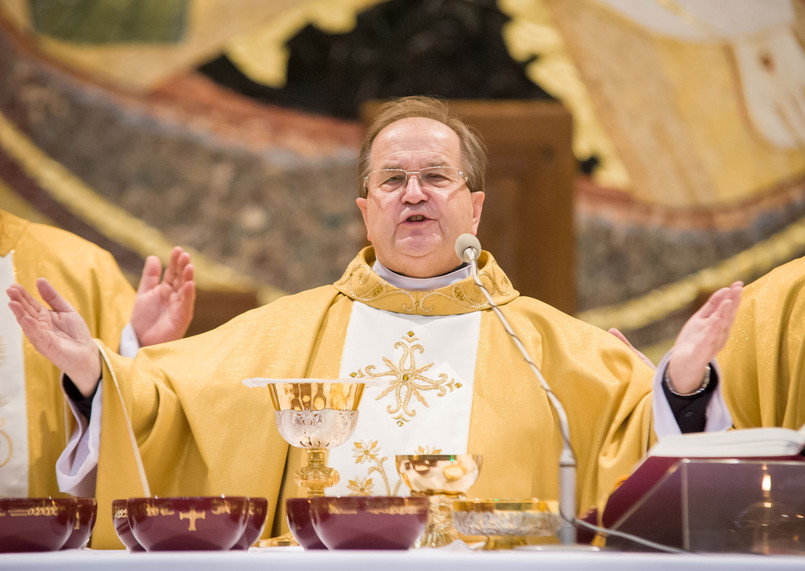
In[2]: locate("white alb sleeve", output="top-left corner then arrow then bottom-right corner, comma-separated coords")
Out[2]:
119,323 -> 140,359
55,323 -> 137,495
56,382 -> 102,497
652,351 -> 732,437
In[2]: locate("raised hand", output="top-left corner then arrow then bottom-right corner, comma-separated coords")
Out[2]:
130,246 -> 195,347
7,278 -> 101,396
667,281 -> 743,394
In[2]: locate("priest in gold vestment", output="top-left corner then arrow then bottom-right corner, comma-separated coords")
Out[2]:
7,97 -> 741,549
0,208 -> 195,499
719,256 -> 805,430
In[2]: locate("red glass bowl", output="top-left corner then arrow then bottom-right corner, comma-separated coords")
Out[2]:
230,497 -> 269,550
127,496 -> 249,551
0,497 -> 77,552
286,497 -> 327,550
112,499 -> 145,551
309,496 -> 428,550
61,497 -> 98,549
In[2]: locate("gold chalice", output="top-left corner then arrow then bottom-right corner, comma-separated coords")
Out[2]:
244,378 -> 365,546
256,379 -> 365,496
452,499 -> 561,550
396,454 -> 482,548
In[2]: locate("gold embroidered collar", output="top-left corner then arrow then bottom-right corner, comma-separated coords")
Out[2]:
333,247 -> 519,315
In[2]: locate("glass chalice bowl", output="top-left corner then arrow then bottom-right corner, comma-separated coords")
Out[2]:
244,378 -> 365,547
254,379 -> 365,497
452,499 -> 561,550
396,454 -> 482,548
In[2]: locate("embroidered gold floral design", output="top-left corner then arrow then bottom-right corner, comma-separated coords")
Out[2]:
336,262 -> 420,306
349,440 -> 403,496
0,335 -> 10,467
350,441 -> 385,495
0,417 -> 10,468
351,332 -> 459,426
334,254 -> 516,315
416,445 -> 443,455
353,440 -> 381,464
347,476 -> 374,495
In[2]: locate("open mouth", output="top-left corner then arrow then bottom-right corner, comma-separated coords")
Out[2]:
406,214 -> 427,222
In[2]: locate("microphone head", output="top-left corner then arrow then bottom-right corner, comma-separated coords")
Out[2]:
455,233 -> 482,264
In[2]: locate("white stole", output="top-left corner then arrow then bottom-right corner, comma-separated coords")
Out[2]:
0,252 -> 28,496
327,301 -> 480,496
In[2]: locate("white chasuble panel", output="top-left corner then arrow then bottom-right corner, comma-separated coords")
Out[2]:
327,302 -> 480,497
0,252 -> 28,496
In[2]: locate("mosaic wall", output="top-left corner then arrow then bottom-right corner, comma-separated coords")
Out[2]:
2,0 -> 805,355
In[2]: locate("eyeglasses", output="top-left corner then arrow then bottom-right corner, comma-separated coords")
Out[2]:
364,166 -> 467,194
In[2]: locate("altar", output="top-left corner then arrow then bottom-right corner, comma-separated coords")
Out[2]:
2,547 -> 805,571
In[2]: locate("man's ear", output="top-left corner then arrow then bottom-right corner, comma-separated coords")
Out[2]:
356,197 -> 372,242
470,192 -> 485,233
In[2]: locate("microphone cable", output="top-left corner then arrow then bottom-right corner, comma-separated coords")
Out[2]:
455,233 -> 578,545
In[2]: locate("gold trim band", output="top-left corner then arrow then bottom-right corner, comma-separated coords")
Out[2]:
577,217 -> 805,330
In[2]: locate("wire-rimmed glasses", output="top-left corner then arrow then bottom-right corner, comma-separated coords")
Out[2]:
364,166 -> 467,195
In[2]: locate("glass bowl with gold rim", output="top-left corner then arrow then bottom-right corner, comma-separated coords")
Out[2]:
452,498 -> 561,549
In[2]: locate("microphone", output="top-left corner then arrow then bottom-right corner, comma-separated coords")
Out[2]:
455,233 -> 578,545
455,233 -> 481,265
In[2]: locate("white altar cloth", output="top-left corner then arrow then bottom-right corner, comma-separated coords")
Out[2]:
0,547 -> 802,570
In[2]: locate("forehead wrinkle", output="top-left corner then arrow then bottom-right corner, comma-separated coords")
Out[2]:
370,118 -> 461,171
376,160 -> 451,172
374,148 -> 455,171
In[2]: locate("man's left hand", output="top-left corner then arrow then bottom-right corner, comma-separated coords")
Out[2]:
130,246 -> 195,346
667,281 -> 742,394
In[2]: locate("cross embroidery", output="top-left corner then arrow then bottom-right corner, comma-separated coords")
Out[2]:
350,330 -> 461,426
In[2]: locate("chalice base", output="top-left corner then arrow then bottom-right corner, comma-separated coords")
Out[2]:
259,533 -> 298,548
481,535 -> 527,550
414,493 -> 463,549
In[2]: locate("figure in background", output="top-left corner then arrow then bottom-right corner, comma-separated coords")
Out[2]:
610,256 -> 805,431
7,97 -> 740,549
0,208 -> 195,498
717,256 -> 805,430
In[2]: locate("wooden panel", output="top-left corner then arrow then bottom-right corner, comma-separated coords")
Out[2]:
185,288 -> 259,336
362,100 -> 576,314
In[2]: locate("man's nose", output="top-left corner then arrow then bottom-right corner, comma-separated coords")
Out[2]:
401,173 -> 427,201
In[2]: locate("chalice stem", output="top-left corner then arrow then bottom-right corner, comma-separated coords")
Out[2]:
298,448 -> 339,497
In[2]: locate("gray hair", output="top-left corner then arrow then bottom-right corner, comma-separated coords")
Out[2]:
358,96 -> 487,198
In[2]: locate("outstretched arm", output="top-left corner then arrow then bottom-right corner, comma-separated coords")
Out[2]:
7,278 -> 101,397
667,281 -> 743,394
130,246 -> 195,347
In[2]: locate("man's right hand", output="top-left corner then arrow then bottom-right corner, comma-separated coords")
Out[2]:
7,278 -> 101,397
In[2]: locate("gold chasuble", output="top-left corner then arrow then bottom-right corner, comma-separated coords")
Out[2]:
719,256 -> 805,430
91,247 -> 655,549
0,209 -> 134,497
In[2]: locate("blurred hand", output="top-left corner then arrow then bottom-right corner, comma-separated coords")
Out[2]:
130,246 -> 195,347
7,278 -> 100,396
667,282 -> 743,394
608,328 -> 655,369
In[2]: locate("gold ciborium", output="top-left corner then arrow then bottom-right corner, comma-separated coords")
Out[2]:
452,499 -> 561,550
396,454 -> 482,548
